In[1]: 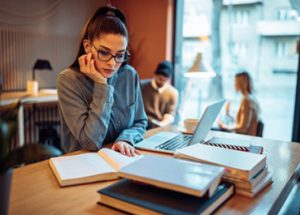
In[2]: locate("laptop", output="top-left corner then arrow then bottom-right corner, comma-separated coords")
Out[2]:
135,99 -> 226,154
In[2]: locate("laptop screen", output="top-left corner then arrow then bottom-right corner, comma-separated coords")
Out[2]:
188,99 -> 226,145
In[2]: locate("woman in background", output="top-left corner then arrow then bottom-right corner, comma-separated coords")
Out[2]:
57,6 -> 147,155
218,71 -> 260,136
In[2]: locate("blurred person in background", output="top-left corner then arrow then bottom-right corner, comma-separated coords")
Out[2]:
141,61 -> 178,129
218,71 -> 260,136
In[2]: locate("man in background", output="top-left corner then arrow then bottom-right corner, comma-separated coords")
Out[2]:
141,61 -> 178,129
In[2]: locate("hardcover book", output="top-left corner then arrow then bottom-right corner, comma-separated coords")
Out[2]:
235,172 -> 273,197
223,167 -> 268,190
97,179 -> 235,215
174,144 -> 266,180
118,155 -> 225,197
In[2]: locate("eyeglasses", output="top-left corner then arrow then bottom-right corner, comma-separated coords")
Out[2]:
92,44 -> 130,63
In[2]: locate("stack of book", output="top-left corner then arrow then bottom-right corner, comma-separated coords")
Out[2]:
117,155 -> 225,197
175,144 -> 272,197
98,155 -> 234,214
49,149 -> 235,214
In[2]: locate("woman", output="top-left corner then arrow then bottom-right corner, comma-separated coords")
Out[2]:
218,71 -> 260,136
57,6 -> 147,155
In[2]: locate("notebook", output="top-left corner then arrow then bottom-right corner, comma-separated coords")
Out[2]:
97,179 -> 234,215
135,99 -> 226,154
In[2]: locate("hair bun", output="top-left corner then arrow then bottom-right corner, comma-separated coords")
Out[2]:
96,6 -> 127,25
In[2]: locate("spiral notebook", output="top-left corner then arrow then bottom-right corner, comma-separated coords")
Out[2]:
204,137 -> 263,154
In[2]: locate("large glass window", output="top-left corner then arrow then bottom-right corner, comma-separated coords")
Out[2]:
175,0 -> 299,141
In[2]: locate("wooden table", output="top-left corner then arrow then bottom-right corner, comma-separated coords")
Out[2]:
9,126 -> 300,215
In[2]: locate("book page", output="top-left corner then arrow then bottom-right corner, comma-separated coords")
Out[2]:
98,148 -> 143,171
52,153 -> 115,180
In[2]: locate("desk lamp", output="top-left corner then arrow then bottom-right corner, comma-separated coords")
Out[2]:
184,52 -> 216,78
27,59 -> 53,95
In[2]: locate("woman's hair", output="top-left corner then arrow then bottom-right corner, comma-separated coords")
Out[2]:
70,6 -> 128,69
235,71 -> 253,95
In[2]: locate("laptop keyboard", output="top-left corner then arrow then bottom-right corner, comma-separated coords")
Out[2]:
155,134 -> 192,151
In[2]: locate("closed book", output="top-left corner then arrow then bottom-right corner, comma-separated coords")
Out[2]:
97,179 -> 234,215
118,155 -> 225,197
174,144 -> 266,180
49,148 -> 143,187
222,167 -> 268,190
235,172 -> 273,197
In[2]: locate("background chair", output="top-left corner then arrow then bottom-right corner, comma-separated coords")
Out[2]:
36,121 -> 61,150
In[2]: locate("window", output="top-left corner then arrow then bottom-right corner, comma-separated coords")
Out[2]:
233,42 -> 248,58
277,8 -> 299,21
275,41 -> 298,58
276,42 -> 288,58
175,0 -> 298,141
233,10 -> 249,27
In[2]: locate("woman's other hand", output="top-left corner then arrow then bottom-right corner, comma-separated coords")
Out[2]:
218,120 -> 227,129
111,141 -> 141,157
78,53 -> 107,84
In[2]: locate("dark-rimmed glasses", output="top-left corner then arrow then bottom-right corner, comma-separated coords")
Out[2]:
92,44 -> 130,63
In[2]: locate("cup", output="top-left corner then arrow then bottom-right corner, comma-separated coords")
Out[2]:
184,118 -> 199,133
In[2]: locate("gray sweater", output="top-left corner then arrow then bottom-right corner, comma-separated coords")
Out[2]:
57,65 -> 147,153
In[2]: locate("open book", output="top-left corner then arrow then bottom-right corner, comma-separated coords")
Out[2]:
118,155 -> 225,197
49,148 -> 143,187
175,144 -> 266,180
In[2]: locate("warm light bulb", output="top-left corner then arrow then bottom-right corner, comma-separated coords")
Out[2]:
184,71 -> 216,78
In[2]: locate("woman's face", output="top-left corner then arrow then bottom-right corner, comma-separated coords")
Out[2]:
88,33 -> 128,78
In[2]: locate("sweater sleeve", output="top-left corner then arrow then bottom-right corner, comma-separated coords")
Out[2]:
115,73 -> 148,145
57,73 -> 114,151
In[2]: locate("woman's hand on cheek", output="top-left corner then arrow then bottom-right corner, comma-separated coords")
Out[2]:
78,53 -> 107,84
111,141 -> 141,157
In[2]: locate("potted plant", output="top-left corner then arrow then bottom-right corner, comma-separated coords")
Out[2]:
0,100 -> 62,215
